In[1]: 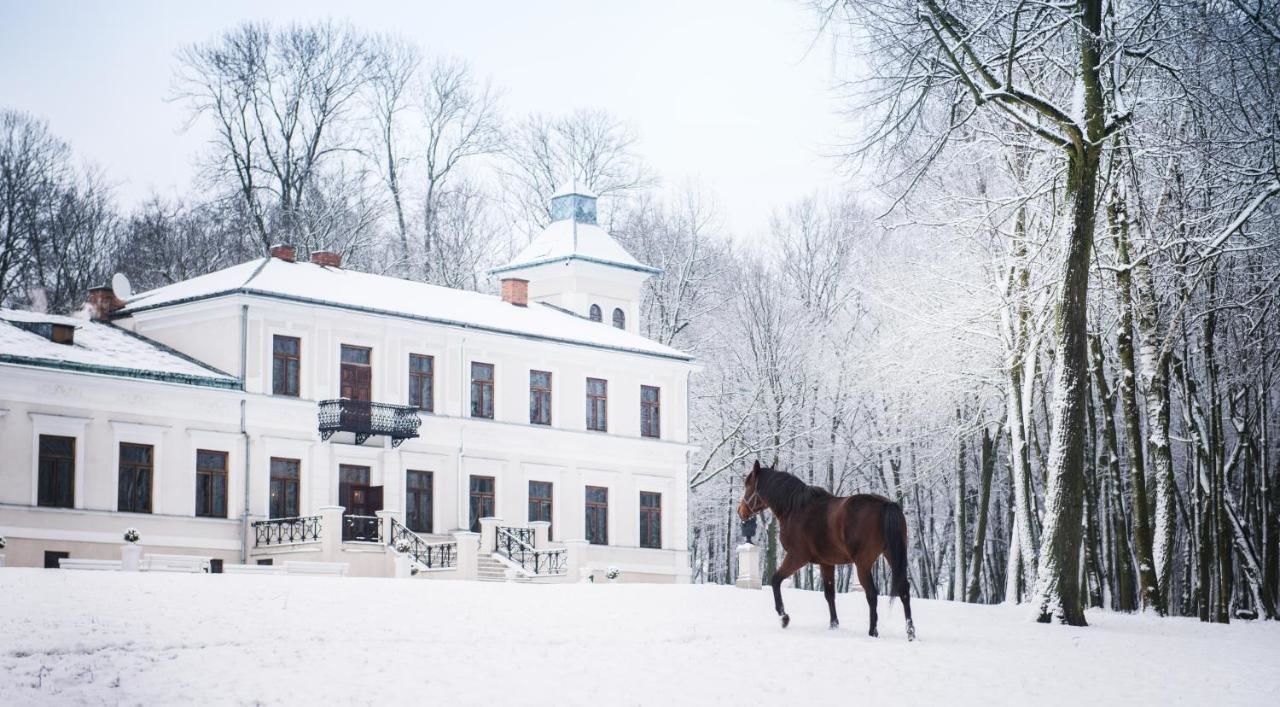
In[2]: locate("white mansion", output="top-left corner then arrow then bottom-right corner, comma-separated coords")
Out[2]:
0,187 -> 697,582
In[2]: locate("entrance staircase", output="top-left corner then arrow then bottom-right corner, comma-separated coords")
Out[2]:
478,553 -> 531,583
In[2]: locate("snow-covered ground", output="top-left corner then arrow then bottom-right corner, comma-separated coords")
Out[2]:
1,569 -> 1276,706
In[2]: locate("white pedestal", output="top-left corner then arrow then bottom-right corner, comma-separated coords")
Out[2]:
735,543 -> 762,589
394,554 -> 412,579
122,544 -> 143,571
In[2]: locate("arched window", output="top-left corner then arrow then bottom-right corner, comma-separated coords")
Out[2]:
589,304 -> 602,322
612,308 -> 625,330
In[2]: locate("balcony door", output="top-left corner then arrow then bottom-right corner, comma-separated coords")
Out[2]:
340,345 -> 373,433
339,464 -> 382,541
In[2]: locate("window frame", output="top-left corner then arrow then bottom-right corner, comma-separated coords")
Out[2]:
529,370 -> 553,426
469,475 -> 496,532
195,449 -> 229,519
528,480 -> 553,539
471,362 -> 495,419
586,378 -> 608,432
612,307 -> 625,329
406,469 -> 434,534
117,442 -> 154,514
640,491 -> 662,549
37,434 -> 76,509
408,354 -> 434,412
585,485 -> 609,545
272,335 -> 302,397
269,457 -> 301,519
641,385 -> 661,439
589,304 -> 602,322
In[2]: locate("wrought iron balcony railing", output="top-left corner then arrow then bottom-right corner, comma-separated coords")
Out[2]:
388,517 -> 458,570
342,514 -> 383,543
318,398 -> 422,447
253,516 -> 322,547
495,526 -> 566,576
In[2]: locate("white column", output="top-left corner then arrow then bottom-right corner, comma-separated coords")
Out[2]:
320,505 -> 345,562
478,516 -> 502,555
529,520 -> 550,549
453,531 -> 479,581
563,539 -> 588,583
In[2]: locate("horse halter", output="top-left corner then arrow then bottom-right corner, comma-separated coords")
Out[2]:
740,487 -> 766,519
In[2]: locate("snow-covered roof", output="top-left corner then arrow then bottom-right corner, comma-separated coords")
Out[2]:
491,219 -> 660,275
119,258 -> 692,362
552,182 -> 598,199
0,309 -> 239,388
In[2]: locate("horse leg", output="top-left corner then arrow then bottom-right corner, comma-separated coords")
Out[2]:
770,554 -> 808,629
821,564 -> 839,629
856,563 -> 879,638
902,588 -> 916,641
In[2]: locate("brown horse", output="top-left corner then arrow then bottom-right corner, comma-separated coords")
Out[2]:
737,460 -> 916,640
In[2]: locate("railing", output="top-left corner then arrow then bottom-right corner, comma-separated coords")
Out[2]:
253,516 -> 322,547
388,517 -> 457,570
494,526 -> 566,576
498,526 -> 534,549
531,548 -> 567,575
342,514 -> 382,543
318,398 -> 422,447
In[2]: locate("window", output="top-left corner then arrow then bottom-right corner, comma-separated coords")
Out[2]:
471,362 -> 495,419
45,551 -> 70,569
210,559 -> 224,574
640,492 -> 662,549
37,434 -> 75,508
339,345 -> 372,401
195,450 -> 228,518
406,470 -> 434,534
589,304 -> 602,322
118,443 -> 153,513
612,308 -> 625,329
408,354 -> 434,412
530,370 -> 552,425
469,475 -> 495,532
641,385 -> 661,439
585,486 -> 608,545
269,458 -> 300,519
529,481 -> 553,539
586,378 -> 608,432
272,335 -> 301,396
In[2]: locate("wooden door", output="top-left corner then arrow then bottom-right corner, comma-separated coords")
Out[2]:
340,345 -> 372,433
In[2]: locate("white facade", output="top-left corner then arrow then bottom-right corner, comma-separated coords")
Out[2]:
0,194 -> 697,581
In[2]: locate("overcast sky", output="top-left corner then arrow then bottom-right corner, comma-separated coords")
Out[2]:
0,0 -> 850,241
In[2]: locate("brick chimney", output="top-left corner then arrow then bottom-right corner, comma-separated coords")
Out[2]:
310,250 -> 341,268
501,278 -> 529,307
87,286 -> 124,321
269,244 -> 296,262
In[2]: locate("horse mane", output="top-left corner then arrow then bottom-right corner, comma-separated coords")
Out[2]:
756,467 -> 833,517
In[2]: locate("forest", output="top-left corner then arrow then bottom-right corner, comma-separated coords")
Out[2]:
2,0 -> 1278,625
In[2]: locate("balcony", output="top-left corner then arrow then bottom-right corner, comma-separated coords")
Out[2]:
317,399 -> 422,447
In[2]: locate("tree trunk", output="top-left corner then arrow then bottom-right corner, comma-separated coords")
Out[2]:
1108,194 -> 1164,613
1031,0 -> 1105,623
967,425 -> 999,602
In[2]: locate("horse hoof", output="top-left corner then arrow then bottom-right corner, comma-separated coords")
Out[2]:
869,628 -> 878,638
829,621 -> 839,630
907,620 -> 916,641
781,614 -> 790,629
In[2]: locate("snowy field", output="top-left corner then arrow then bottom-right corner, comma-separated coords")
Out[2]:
1,569 -> 1277,706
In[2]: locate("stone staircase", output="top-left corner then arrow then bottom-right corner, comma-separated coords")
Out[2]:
477,553 -> 530,583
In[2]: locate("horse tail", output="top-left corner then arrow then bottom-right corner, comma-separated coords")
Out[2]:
882,501 -> 910,598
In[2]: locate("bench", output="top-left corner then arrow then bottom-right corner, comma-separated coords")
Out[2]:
223,563 -> 286,575
59,558 -> 122,571
141,554 -> 211,573
283,560 -> 349,577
